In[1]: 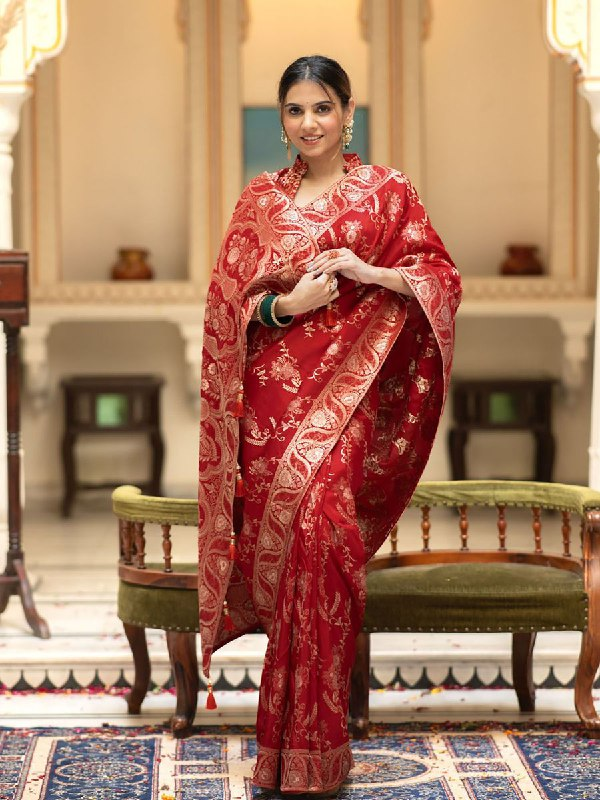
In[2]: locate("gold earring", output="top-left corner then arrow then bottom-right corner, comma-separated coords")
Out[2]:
281,127 -> 291,161
342,120 -> 354,150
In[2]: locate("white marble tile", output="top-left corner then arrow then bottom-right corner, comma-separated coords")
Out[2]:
0,688 -> 584,727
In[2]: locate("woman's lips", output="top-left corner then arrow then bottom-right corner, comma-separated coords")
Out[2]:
301,135 -> 323,144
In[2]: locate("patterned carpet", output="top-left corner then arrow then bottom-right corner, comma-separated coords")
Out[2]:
1,723 -> 599,799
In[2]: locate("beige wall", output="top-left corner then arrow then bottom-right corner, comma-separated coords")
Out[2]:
18,0 -> 596,499
242,0 -> 368,106
423,0 -> 551,276
56,0 -> 187,282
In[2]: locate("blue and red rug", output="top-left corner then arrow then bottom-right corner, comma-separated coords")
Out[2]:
1,722 -> 598,799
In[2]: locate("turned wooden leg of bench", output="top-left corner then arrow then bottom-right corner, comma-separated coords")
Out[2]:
512,631 -> 536,713
349,631 -> 371,740
123,622 -> 151,714
575,627 -> 600,732
166,630 -> 199,738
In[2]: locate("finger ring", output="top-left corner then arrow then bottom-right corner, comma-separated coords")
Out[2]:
329,278 -> 338,291
327,251 -> 338,260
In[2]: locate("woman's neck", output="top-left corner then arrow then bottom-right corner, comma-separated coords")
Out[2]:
302,153 -> 345,182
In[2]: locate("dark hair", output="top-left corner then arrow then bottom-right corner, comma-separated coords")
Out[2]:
278,55 -> 352,108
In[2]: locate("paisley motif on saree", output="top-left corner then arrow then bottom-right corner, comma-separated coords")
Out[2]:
198,154 -> 461,680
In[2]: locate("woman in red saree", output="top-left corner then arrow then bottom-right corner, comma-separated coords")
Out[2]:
198,56 -> 461,796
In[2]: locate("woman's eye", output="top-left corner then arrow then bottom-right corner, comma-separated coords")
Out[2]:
287,107 -> 301,115
316,105 -> 332,114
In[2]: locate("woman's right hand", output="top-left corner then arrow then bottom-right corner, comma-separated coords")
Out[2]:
276,270 -> 339,317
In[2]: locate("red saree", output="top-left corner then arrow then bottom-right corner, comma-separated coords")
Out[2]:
198,154 -> 461,793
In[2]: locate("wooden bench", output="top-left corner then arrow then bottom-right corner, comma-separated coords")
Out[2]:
113,480 -> 600,738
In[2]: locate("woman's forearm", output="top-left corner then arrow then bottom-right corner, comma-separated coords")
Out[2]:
369,266 -> 415,297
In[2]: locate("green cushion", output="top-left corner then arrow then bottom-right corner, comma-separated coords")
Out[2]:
118,563 -> 199,632
363,562 -> 587,633
118,560 -> 588,636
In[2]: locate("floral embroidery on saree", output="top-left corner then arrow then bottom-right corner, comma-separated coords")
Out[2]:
198,154 -> 461,791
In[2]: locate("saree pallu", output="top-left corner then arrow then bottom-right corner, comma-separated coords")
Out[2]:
198,155 -> 461,793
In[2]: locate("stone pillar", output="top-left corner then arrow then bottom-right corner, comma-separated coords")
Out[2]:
0,0 -> 68,566
586,95 -> 600,487
546,0 -> 600,487
363,0 -> 428,190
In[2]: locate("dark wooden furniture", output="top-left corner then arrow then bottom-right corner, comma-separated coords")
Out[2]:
448,378 -> 555,481
0,251 -> 49,638
61,375 -> 164,517
113,481 -> 600,739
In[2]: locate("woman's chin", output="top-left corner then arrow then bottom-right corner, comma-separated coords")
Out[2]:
296,143 -> 338,162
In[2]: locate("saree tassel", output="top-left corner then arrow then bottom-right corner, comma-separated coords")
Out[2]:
229,531 -> 237,561
233,390 -> 244,418
235,465 -> 245,498
206,680 -> 217,710
325,302 -> 337,328
223,600 -> 235,632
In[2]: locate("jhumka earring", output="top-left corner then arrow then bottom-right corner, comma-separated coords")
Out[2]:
281,126 -> 291,161
342,119 -> 354,150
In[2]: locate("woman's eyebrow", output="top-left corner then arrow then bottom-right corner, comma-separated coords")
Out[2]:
283,100 -> 334,109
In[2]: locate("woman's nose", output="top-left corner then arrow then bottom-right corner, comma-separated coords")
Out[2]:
301,112 -> 317,130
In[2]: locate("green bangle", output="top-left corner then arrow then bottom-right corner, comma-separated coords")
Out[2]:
259,294 -> 293,328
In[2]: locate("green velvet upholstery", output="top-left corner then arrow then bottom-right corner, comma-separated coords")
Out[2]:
363,563 -> 587,633
113,481 -> 600,524
113,485 -> 198,526
113,480 -> 600,522
118,563 -> 199,632
119,563 -> 588,636
410,480 -> 600,514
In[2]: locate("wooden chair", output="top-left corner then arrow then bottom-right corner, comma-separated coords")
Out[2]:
114,487 -> 200,736
113,480 -> 600,739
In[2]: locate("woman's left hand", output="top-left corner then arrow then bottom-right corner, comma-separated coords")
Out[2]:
307,248 -> 377,285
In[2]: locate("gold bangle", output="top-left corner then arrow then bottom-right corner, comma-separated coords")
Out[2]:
271,296 -> 293,327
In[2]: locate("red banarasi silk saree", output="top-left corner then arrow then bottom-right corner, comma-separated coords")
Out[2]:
198,154 -> 461,793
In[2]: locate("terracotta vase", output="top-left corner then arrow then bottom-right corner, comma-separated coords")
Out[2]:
111,248 -> 154,280
499,244 -> 544,276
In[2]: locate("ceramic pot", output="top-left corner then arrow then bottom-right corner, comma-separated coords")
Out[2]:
500,244 -> 543,276
111,248 -> 154,280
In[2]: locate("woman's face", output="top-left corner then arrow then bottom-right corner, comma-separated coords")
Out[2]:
281,80 -> 354,165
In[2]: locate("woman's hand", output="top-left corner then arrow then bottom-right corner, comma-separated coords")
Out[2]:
276,270 -> 340,317
308,248 -> 415,296
308,248 -> 377,284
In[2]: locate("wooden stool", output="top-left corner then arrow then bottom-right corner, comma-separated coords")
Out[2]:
61,375 -> 164,517
448,378 -> 556,481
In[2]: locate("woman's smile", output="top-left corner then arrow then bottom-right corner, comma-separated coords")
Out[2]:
301,134 -> 324,144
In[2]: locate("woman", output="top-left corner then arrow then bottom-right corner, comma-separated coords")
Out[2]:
198,55 -> 461,796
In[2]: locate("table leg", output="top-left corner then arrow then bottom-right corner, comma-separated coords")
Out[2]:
534,430 -> 555,483
448,427 -> 468,480
61,431 -> 77,517
149,430 -> 164,497
14,559 -> 50,638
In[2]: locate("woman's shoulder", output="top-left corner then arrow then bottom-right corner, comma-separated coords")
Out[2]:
346,162 -> 419,200
351,162 -> 413,185
246,166 -> 291,188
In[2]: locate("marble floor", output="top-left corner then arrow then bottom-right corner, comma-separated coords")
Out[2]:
0,491 -> 590,728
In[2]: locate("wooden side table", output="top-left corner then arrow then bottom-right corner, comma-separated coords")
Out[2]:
448,378 -> 556,482
60,375 -> 165,517
0,251 -> 49,637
